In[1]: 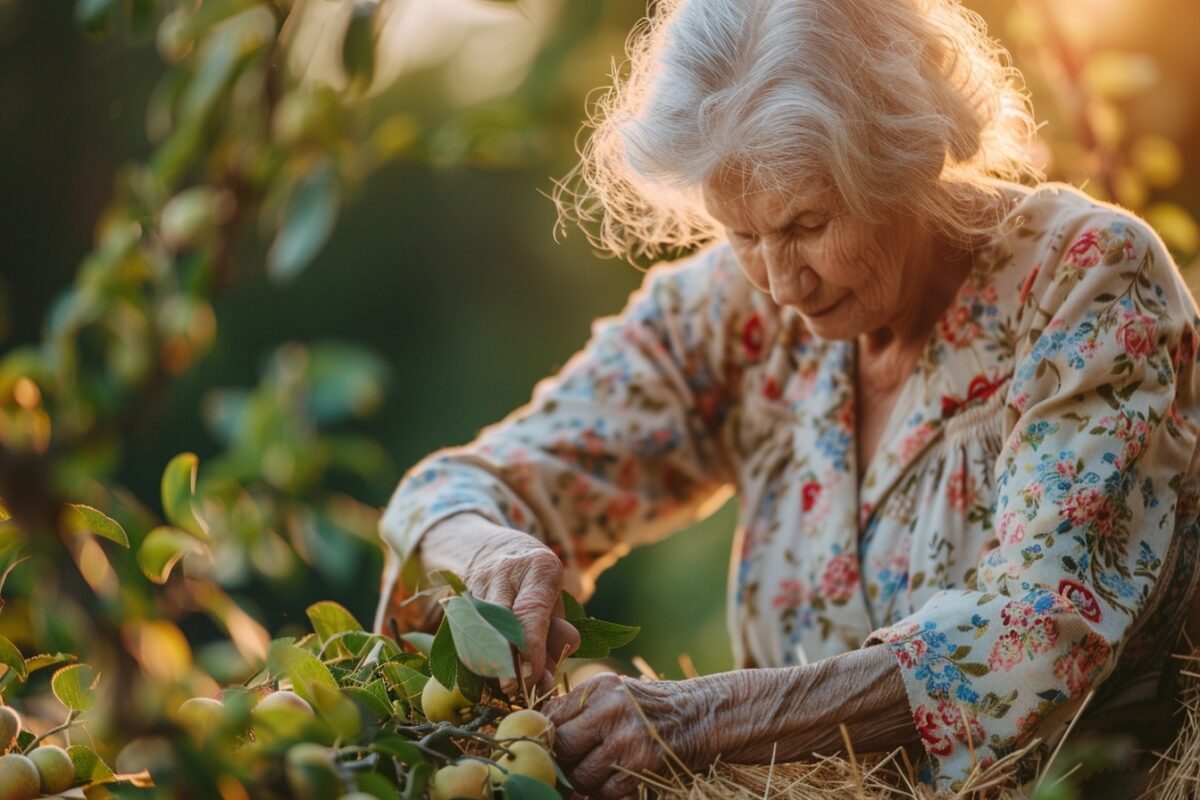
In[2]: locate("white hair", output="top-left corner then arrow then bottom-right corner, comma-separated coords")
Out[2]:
554,0 -> 1043,263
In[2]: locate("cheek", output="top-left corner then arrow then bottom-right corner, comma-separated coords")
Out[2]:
817,226 -> 899,307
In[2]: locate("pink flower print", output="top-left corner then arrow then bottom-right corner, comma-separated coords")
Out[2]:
895,637 -> 928,669
819,553 -> 860,604
898,422 -> 938,462
616,457 -> 638,490
914,705 -> 955,757
1116,312 -> 1157,360
604,492 -> 638,521
801,481 -> 822,513
1058,580 -> 1102,623
937,700 -> 985,747
742,314 -> 765,359
946,465 -> 973,513
938,302 -> 981,349
989,630 -> 1024,671
762,375 -> 782,400
1027,616 -> 1059,655
1062,487 -> 1118,536
998,511 -> 1025,546
1053,634 -> 1111,698
772,578 -> 810,611
1065,230 -> 1102,268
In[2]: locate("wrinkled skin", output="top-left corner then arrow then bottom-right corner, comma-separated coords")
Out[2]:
542,648 -> 919,800
377,511 -> 580,697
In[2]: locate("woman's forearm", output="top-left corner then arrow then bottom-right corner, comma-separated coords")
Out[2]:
691,646 -> 919,764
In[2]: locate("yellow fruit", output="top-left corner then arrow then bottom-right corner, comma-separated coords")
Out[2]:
285,743 -> 341,799
420,678 -> 471,724
495,709 -> 555,749
496,740 -> 557,787
0,707 -> 21,754
0,754 -> 40,800
430,760 -> 490,800
28,745 -> 75,794
178,697 -> 224,739
255,691 -> 313,716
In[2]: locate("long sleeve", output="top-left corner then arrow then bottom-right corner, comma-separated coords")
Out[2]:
865,212 -> 1200,790
378,246 -> 741,604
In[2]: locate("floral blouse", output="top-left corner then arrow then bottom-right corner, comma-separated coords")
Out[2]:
378,182 -> 1200,790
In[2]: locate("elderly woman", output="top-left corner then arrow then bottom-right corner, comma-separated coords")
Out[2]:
376,0 -> 1200,795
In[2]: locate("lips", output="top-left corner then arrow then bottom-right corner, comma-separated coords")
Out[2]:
804,294 -> 847,318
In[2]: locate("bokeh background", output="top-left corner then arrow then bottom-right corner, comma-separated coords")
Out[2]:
1,0 -> 1198,681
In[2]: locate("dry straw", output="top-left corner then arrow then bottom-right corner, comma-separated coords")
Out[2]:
611,647 -> 1200,800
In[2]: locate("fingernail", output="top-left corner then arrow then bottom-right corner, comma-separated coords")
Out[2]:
521,661 -> 534,679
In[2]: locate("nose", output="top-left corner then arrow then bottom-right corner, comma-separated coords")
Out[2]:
763,243 -> 818,307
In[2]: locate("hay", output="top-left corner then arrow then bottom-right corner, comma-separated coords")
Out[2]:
622,648 -> 1200,800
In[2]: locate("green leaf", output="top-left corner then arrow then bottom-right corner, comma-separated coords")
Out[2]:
345,682 -> 392,720
443,595 -> 517,679
0,635 -> 27,682
571,618 -> 640,659
267,640 -> 339,707
138,526 -> 208,584
307,601 -> 364,644
370,734 -> 425,765
503,774 -> 562,800
62,504 -> 129,548
560,590 -> 585,622
341,2 -> 378,89
429,618 -> 459,690
268,160 -> 339,282
309,681 -> 361,739
380,663 -> 428,706
400,632 -> 434,656
432,569 -> 467,595
68,744 -> 114,783
958,662 -> 991,678
356,771 -> 402,800
24,652 -> 77,675
51,663 -> 98,712
0,522 -> 27,598
469,595 -> 525,650
162,452 -> 205,537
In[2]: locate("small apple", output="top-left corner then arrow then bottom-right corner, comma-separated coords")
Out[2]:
0,707 -> 21,753
420,677 -> 471,724
178,697 -> 224,739
495,708 -> 555,749
495,740 -> 557,787
0,753 -> 40,800
430,759 -> 490,800
255,691 -> 313,716
28,745 -> 74,795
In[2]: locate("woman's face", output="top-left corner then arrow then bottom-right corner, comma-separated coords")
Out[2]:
701,170 -> 933,341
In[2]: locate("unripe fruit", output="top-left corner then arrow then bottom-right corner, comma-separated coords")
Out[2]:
420,677 -> 471,724
178,697 -> 224,739
0,754 -> 40,800
28,745 -> 74,794
255,691 -> 313,716
495,708 -> 555,749
431,760 -> 490,800
496,740 -> 557,787
285,743 -> 341,799
0,707 -> 21,753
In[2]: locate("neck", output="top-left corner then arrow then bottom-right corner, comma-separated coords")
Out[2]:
857,228 -> 975,386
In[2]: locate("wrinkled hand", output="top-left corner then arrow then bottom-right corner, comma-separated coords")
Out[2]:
376,512 -> 580,697
542,673 -> 712,800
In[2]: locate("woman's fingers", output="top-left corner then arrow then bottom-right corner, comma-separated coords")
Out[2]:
509,550 -> 565,683
546,616 -> 581,668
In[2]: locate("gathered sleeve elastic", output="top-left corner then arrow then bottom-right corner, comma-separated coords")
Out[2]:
377,246 -> 741,606
866,212 -> 1200,790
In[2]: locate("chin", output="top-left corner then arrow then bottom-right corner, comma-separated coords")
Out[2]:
802,312 -> 861,341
